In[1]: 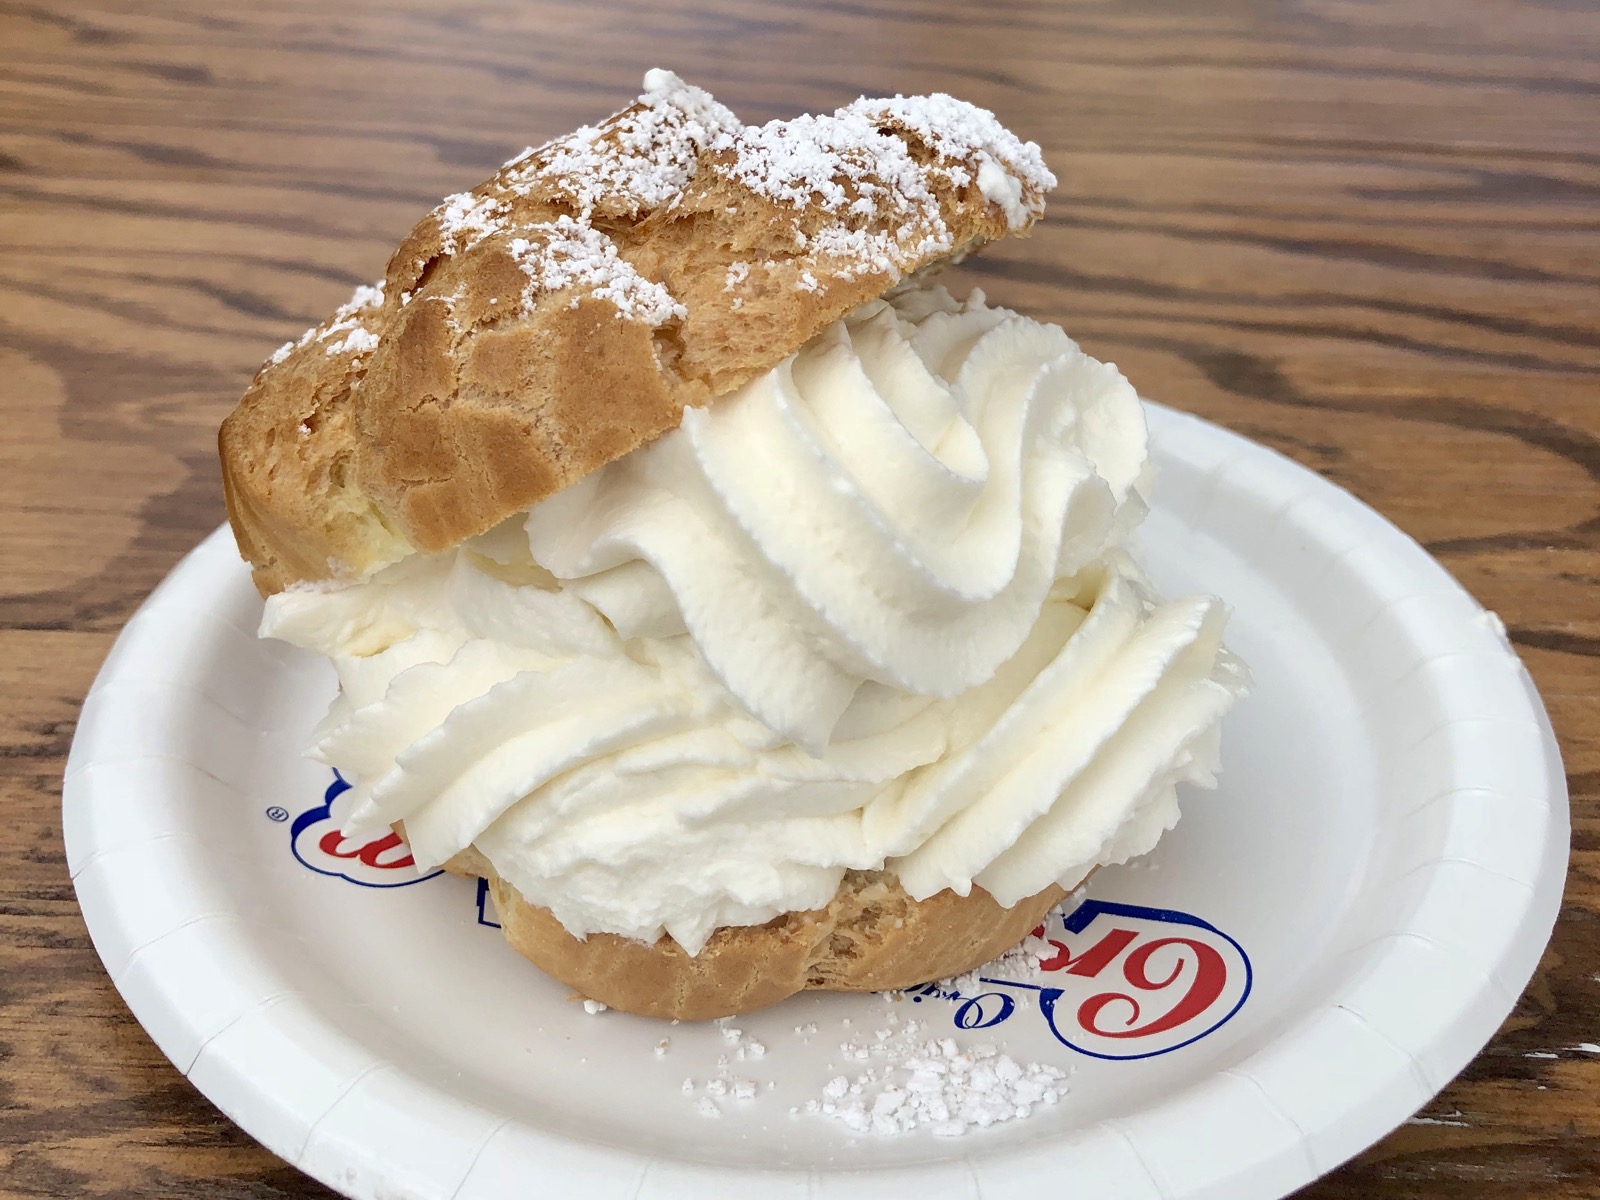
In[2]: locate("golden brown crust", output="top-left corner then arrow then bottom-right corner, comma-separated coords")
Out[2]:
427,838 -> 1072,1020
221,77 -> 1050,595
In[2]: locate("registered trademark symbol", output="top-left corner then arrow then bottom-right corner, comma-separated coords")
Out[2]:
265,806 -> 290,823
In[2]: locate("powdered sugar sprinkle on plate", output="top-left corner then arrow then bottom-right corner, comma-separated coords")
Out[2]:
799,1028 -> 1067,1137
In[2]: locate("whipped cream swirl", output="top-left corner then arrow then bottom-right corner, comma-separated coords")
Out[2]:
263,285 -> 1248,953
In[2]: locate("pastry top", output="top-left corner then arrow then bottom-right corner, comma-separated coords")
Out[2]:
219,70 -> 1055,594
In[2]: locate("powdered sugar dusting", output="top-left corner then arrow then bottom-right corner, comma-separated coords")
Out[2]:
415,71 -> 735,327
271,280 -> 385,366
331,282 -> 385,323
713,88 -> 1051,284
720,105 -> 957,279
665,900 -> 1085,1136
512,69 -> 740,218
918,888 -> 1092,997
316,280 -> 385,357
799,1029 -> 1066,1136
727,109 -> 934,280
324,326 -> 380,357
449,69 -> 1049,307
725,111 -> 881,211
849,92 -> 1055,228
437,191 -> 508,254
682,1021 -> 771,1116
788,895 -> 1080,1134
923,930 -> 1058,999
271,71 -> 1052,370
508,216 -> 685,326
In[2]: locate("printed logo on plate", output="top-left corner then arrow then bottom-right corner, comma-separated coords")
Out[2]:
911,899 -> 1252,1059
285,771 -> 444,888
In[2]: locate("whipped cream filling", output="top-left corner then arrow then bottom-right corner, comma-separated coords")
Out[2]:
263,285 -> 1248,954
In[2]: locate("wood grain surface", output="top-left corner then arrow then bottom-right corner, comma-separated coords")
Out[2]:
2,0 -> 1597,1195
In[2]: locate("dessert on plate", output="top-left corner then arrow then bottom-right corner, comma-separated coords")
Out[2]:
220,70 -> 1250,1019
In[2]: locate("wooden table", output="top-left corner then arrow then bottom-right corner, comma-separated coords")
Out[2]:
2,1 -> 1596,1195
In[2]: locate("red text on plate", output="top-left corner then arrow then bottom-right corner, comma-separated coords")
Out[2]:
316,829 -> 416,871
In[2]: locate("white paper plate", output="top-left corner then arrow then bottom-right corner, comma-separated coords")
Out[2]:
65,403 -> 1567,1200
